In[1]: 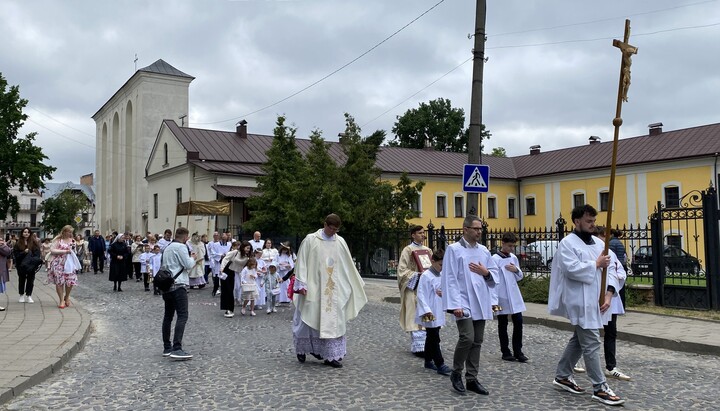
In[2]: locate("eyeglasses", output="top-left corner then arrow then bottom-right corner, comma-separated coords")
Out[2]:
464,226 -> 483,231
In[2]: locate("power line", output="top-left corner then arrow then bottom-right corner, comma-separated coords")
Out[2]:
26,105 -> 96,138
361,57 -> 472,128
487,0 -> 717,38
194,0 -> 446,126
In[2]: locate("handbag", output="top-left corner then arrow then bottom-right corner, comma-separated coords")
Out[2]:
154,267 -> 183,292
222,260 -> 234,276
271,286 -> 281,296
20,255 -> 44,274
241,283 -> 257,293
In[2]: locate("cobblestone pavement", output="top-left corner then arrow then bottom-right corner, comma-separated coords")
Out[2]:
2,275 -> 719,410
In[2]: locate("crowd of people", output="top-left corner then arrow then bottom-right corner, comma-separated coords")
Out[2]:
2,206 -> 631,405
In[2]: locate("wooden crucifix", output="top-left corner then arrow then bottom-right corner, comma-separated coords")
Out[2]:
601,19 -> 638,305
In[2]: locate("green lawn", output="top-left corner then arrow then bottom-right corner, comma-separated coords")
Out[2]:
626,275 -> 706,288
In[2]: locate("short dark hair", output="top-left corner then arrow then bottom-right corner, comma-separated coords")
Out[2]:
594,225 -> 606,236
463,215 -> 481,228
164,229 -> 173,235
501,232 -> 518,243
175,227 -> 189,237
325,213 -> 341,228
410,225 -> 423,235
431,248 -> 444,262
571,204 -> 597,222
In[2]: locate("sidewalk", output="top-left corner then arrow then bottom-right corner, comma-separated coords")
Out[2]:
363,278 -> 720,356
0,271 -> 92,404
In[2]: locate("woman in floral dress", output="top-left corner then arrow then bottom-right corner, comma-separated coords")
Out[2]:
48,225 -> 80,308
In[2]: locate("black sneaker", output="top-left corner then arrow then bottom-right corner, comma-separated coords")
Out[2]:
553,377 -> 585,394
162,348 -> 172,357
169,349 -> 193,360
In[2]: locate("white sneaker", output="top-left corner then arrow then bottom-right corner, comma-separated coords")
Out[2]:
573,362 -> 586,373
26,296 -> 34,304
272,308 -> 277,313
605,367 -> 631,381
267,309 -> 272,314
19,295 -> 25,303
216,290 -> 221,296
223,310 -> 235,318
250,311 -> 256,316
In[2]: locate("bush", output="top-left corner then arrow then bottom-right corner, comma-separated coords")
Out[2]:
518,276 -> 550,304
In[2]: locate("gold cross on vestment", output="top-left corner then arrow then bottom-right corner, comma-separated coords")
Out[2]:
613,20 -> 638,102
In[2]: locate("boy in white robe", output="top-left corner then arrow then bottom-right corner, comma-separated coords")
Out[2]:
139,245 -> 152,292
492,232 -> 528,363
415,248 -> 451,376
548,204 -> 625,406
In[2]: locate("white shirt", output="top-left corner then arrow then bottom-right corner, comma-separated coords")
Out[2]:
491,252 -> 526,315
415,267 -> 445,328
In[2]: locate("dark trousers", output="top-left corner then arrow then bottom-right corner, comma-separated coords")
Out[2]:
162,287 -> 189,351
143,272 -> 150,290
220,275 -> 235,312
453,319 -> 485,381
497,312 -> 524,356
204,266 -> 211,283
603,314 -> 618,370
133,262 -> 142,279
425,326 -> 445,367
212,275 -> 220,296
92,252 -> 105,272
17,269 -> 36,296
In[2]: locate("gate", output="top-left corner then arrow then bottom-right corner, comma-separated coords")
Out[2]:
650,186 -> 720,310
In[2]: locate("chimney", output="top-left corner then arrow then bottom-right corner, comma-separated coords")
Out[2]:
589,135 -> 601,144
236,119 -> 248,139
530,145 -> 541,155
648,122 -> 663,136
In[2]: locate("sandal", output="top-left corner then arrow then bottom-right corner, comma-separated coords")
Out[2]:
58,304 -> 66,309
65,300 -> 71,307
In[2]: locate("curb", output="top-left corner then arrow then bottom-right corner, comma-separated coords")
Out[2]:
0,306 -> 92,405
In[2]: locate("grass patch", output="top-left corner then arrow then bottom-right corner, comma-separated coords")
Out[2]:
626,276 -> 706,288
518,276 -> 550,304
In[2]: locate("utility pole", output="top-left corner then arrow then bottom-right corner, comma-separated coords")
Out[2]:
466,0 -> 486,217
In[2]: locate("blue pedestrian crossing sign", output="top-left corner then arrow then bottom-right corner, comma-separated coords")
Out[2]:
463,164 -> 489,193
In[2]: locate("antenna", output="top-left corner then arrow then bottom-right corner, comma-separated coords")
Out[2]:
179,114 -> 187,127
134,53 -> 138,71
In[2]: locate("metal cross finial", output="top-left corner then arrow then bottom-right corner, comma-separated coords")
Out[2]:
613,20 -> 638,103
134,54 -> 138,71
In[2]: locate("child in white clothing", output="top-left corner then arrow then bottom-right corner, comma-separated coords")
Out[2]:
139,245 -> 152,292
149,245 -> 162,295
263,262 -> 282,314
491,232 -> 528,362
238,258 -> 259,316
415,249 -> 451,376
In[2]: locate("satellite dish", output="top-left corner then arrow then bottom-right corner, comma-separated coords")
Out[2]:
370,248 -> 389,275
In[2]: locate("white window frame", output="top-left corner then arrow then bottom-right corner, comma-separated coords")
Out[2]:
435,192 -> 448,218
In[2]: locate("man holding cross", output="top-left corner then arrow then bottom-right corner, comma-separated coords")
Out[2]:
548,204 -> 624,406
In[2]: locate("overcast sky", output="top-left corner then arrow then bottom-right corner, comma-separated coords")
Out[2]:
3,0 -> 719,183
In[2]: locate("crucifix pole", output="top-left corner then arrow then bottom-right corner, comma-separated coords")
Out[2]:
601,19 -> 637,305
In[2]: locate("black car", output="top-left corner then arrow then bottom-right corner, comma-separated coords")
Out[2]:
631,245 -> 702,275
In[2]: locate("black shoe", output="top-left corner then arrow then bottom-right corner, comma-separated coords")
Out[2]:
113,286 -> 117,292
466,380 -> 489,395
413,351 -> 425,358
502,352 -> 516,361
297,354 -> 306,363
450,371 -> 466,395
515,352 -> 529,363
145,287 -> 150,292
117,288 -> 123,292
324,359 -> 343,368
311,353 -> 324,360
162,348 -> 172,357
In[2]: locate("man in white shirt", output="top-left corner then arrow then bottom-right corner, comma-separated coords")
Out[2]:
548,204 -> 624,406
160,227 -> 196,361
157,229 -> 173,251
442,215 -> 498,396
249,231 -> 263,252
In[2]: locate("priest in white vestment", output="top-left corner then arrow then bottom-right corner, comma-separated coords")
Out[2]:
292,214 -> 367,368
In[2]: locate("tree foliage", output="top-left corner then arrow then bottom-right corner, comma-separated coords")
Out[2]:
489,147 -> 507,157
0,73 -> 56,220
38,191 -> 88,235
389,97 -> 491,153
247,114 -> 425,235
245,115 -> 304,234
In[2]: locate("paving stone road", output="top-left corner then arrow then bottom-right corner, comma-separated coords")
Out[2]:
2,274 -> 719,410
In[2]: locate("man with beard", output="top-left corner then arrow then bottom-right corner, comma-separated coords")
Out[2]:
548,204 -> 625,406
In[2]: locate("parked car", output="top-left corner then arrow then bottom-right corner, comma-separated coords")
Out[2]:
514,244 -> 544,270
529,240 -> 559,267
630,245 -> 702,275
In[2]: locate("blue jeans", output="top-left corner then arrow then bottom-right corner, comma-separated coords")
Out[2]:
162,287 -> 189,351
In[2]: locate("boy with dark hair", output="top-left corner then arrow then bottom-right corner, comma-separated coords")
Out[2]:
416,248 -> 452,375
492,232 -> 528,362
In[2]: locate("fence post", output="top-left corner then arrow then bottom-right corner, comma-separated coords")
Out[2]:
481,219 -> 488,246
556,214 -> 566,240
651,202 -> 664,306
427,221 -> 435,250
702,185 -> 720,309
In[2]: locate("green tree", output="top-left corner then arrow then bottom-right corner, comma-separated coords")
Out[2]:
389,97 -> 491,153
38,191 -> 87,235
293,129 -> 346,234
389,172 -> 425,229
0,73 -> 56,220
245,115 -> 304,234
489,147 -> 507,157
